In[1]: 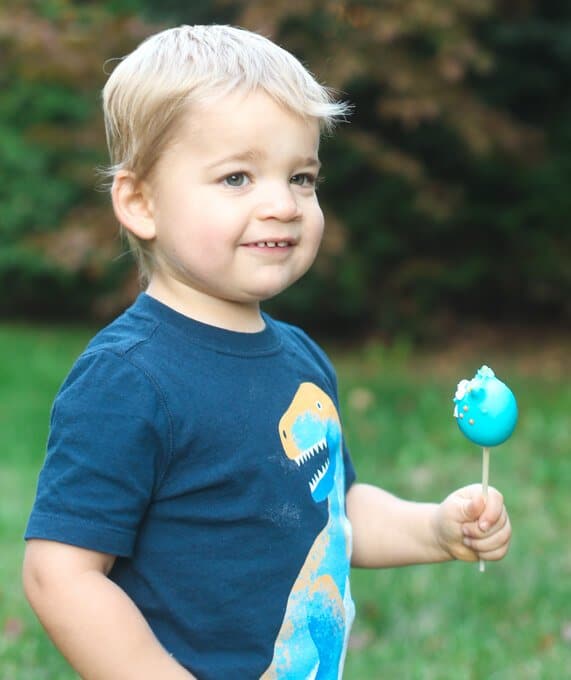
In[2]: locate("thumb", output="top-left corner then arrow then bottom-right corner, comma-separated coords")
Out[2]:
459,494 -> 485,523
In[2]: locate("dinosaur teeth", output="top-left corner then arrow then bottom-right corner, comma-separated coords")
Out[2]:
295,437 -> 327,466
309,459 -> 330,493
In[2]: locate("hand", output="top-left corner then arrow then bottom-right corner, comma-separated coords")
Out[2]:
432,484 -> 511,563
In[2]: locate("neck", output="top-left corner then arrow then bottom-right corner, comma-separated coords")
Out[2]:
145,277 -> 265,333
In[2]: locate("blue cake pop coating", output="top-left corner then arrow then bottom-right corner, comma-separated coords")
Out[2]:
453,365 -> 518,447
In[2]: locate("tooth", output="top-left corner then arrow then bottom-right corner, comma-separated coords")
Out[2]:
256,242 -> 266,247
267,241 -> 276,247
277,241 -> 288,247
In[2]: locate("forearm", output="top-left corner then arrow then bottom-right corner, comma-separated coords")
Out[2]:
347,483 -> 450,568
24,545 -> 195,680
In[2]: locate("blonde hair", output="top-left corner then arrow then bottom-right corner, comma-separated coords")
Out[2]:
102,24 -> 350,281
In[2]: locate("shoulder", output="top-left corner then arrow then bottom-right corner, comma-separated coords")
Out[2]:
48,319 -> 175,491
70,293 -> 175,386
85,296 -> 162,360
56,301 -> 170,426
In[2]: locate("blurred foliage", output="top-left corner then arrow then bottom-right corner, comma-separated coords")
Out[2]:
0,0 -> 569,339
0,0 -> 153,319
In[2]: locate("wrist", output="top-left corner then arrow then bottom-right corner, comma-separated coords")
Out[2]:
429,502 -> 455,562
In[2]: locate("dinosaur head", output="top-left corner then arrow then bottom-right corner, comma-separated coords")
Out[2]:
279,383 -> 341,503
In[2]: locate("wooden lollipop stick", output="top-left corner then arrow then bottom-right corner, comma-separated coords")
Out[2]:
479,446 -> 491,572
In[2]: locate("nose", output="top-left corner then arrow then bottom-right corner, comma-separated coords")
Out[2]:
255,181 -> 302,222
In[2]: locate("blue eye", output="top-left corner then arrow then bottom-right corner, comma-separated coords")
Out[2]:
290,173 -> 317,187
224,173 -> 249,187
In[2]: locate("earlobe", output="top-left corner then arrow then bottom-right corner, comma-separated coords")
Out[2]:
111,170 -> 157,241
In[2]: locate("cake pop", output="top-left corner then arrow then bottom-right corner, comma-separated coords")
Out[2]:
453,365 -> 518,571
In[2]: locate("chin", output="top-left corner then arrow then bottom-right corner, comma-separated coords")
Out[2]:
241,266 -> 311,303
257,281 -> 300,303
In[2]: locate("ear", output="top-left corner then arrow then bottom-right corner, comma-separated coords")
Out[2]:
111,170 -> 157,241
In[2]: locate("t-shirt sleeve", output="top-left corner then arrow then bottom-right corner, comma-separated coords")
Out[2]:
25,349 -> 172,557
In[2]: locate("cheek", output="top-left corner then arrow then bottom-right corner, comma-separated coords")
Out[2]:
156,196 -> 219,247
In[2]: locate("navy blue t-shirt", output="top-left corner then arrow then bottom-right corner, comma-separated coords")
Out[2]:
26,294 -> 356,678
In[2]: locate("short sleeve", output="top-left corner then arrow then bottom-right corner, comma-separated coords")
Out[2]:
25,349 -> 172,557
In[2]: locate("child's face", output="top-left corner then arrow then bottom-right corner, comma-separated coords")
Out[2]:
140,89 -> 324,327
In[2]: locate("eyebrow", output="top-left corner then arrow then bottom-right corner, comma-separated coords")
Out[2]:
206,151 -> 321,171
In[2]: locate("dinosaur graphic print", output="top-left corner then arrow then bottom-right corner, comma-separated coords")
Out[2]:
262,382 -> 354,679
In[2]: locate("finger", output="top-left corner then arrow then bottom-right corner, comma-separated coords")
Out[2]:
458,493 -> 485,523
477,535 -> 511,562
478,488 -> 505,532
464,505 -> 509,540
462,507 -> 509,538
464,514 -> 512,558
471,520 -> 511,553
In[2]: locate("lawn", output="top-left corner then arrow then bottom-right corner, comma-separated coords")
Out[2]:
1,323 -> 569,679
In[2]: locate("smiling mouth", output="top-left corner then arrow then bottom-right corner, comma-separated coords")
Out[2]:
244,240 -> 293,248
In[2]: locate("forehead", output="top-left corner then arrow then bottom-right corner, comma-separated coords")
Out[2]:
176,89 -> 321,156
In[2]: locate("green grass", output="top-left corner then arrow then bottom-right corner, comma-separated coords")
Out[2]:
336,342 -> 571,679
0,324 -> 93,680
1,324 -> 570,679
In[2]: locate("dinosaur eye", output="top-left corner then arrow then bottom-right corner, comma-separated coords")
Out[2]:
316,401 -> 322,409
282,430 -> 287,439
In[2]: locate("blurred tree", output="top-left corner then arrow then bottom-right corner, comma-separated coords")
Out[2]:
0,0 -> 156,318
464,0 -> 571,324
0,0 -> 236,320
1,0 -> 568,338
228,1 -> 571,337
130,0 -> 236,24
221,0 -> 554,337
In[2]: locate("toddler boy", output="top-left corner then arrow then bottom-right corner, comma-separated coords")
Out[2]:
24,25 -> 511,679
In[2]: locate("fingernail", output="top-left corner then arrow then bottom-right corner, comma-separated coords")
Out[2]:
480,521 -> 489,532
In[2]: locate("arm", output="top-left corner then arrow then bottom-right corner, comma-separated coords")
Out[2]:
346,482 -> 511,568
23,540 -> 196,680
